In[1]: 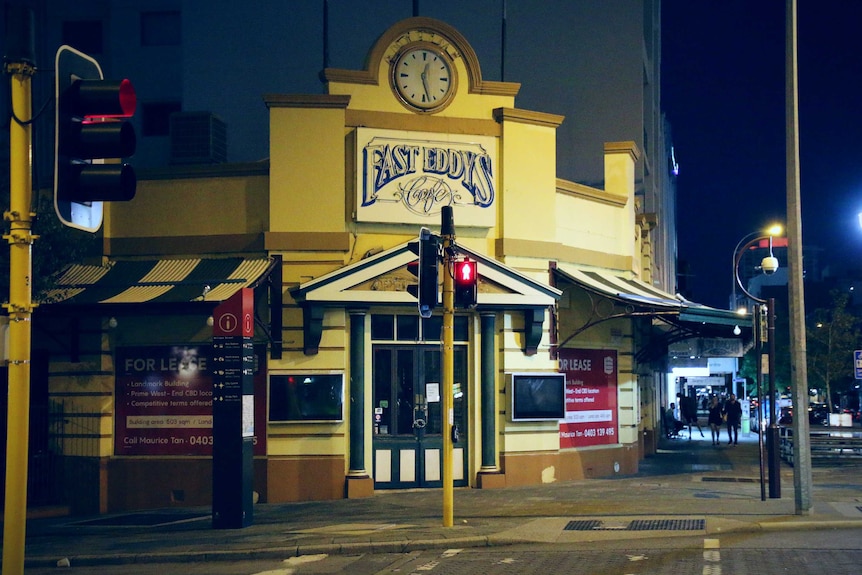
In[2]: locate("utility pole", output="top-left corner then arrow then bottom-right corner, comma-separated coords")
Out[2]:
785,0 -> 812,514
440,206 -> 455,527
3,7 -> 36,574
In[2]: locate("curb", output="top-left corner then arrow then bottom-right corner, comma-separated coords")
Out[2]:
23,536 -> 501,569
25,519 -> 862,569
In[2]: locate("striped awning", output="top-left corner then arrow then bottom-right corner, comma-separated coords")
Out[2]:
40,257 -> 277,305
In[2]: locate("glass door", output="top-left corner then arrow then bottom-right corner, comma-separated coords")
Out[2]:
372,345 -> 467,488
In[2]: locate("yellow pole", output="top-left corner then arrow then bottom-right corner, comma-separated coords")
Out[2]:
441,209 -> 454,527
2,59 -> 36,575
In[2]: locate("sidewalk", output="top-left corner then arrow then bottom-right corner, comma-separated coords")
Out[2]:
12,429 -> 862,569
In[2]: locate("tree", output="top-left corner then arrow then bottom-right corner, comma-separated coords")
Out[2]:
806,290 -> 860,412
0,185 -> 98,305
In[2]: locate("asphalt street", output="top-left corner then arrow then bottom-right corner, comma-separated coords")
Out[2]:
8,426 -> 862,571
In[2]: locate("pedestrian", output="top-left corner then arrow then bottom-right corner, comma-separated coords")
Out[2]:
723,393 -> 743,445
678,392 -> 704,439
707,396 -> 723,445
665,403 -> 685,437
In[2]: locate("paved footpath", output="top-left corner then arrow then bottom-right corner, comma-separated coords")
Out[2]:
9,430 -> 862,569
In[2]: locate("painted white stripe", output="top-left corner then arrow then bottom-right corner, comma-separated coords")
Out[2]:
703,538 -> 721,575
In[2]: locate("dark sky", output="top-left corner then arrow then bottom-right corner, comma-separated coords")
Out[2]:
662,0 -> 862,309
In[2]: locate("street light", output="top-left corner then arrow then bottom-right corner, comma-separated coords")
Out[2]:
733,229 -> 782,499
730,224 -> 783,312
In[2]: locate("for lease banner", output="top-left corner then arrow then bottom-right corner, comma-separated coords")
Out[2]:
115,345 -> 266,456
559,348 -> 618,449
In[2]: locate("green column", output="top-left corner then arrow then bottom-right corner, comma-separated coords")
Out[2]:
480,312 -> 497,470
348,309 -> 366,474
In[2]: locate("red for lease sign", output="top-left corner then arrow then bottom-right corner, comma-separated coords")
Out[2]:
559,348 -> 618,449
114,345 -> 266,456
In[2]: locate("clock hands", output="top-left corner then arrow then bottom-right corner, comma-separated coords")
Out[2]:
421,62 -> 431,101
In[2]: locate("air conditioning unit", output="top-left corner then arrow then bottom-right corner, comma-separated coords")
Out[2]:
169,112 -> 227,165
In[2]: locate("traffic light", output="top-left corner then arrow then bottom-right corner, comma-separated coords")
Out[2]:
406,227 -> 439,318
453,258 -> 478,309
54,45 -> 137,232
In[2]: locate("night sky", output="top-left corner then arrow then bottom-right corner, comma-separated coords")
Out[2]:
662,0 -> 862,309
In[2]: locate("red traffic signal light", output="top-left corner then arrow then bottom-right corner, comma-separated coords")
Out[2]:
54,45 -> 137,232
453,259 -> 478,309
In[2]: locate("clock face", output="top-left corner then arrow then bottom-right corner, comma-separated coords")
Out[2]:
392,45 -> 453,112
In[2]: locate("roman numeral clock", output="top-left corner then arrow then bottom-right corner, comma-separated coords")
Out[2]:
390,42 -> 456,113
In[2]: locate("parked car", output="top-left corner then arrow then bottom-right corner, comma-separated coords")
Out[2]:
776,403 -> 830,426
808,403 -> 829,426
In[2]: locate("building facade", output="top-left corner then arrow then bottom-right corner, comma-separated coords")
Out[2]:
20,16 -> 747,514
1,3 -> 752,515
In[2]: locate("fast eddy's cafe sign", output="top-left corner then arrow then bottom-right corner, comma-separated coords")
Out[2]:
356,128 -> 497,226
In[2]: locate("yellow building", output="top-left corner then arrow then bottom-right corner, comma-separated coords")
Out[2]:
35,17 -> 742,514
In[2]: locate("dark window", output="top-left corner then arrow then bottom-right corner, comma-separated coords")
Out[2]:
371,314 -> 395,340
269,374 -> 344,422
141,102 -> 182,137
396,315 -> 419,341
422,316 -> 442,341
141,11 -> 181,46
62,21 -> 103,54
371,313 -> 469,343
453,315 -> 469,341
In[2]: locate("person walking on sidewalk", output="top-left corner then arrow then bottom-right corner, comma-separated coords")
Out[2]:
707,396 -> 723,445
723,393 -> 743,445
678,392 -> 704,439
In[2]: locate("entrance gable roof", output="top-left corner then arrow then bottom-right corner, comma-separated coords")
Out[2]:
290,240 -> 561,309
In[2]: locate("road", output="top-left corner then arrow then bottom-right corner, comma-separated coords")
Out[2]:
22,527 -> 862,574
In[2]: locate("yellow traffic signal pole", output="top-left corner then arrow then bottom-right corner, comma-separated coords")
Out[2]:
2,58 -> 36,575
440,207 -> 454,527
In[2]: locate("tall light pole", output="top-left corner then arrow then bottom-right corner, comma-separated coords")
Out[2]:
785,0 -> 812,515
730,225 -> 783,312
734,233 -> 781,499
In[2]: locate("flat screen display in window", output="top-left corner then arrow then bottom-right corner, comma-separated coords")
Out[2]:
510,373 -> 566,421
270,374 -> 344,422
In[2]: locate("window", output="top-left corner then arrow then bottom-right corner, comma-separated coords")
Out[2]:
141,11 -> 181,46
510,373 -> 566,421
269,374 -> 344,422
141,102 -> 182,137
371,313 -> 469,343
62,21 -> 103,54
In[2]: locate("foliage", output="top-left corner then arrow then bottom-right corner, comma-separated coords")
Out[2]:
0,187 -> 97,306
806,290 -> 860,411
737,301 -> 792,398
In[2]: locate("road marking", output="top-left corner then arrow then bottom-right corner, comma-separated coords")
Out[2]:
703,538 -> 722,575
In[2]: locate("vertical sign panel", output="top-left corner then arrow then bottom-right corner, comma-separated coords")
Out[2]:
212,288 -> 255,529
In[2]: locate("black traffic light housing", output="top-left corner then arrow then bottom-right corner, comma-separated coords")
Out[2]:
407,227 -> 439,318
54,45 -> 137,232
453,258 -> 478,309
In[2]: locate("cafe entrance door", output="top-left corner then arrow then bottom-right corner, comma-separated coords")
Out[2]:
371,345 -> 468,488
